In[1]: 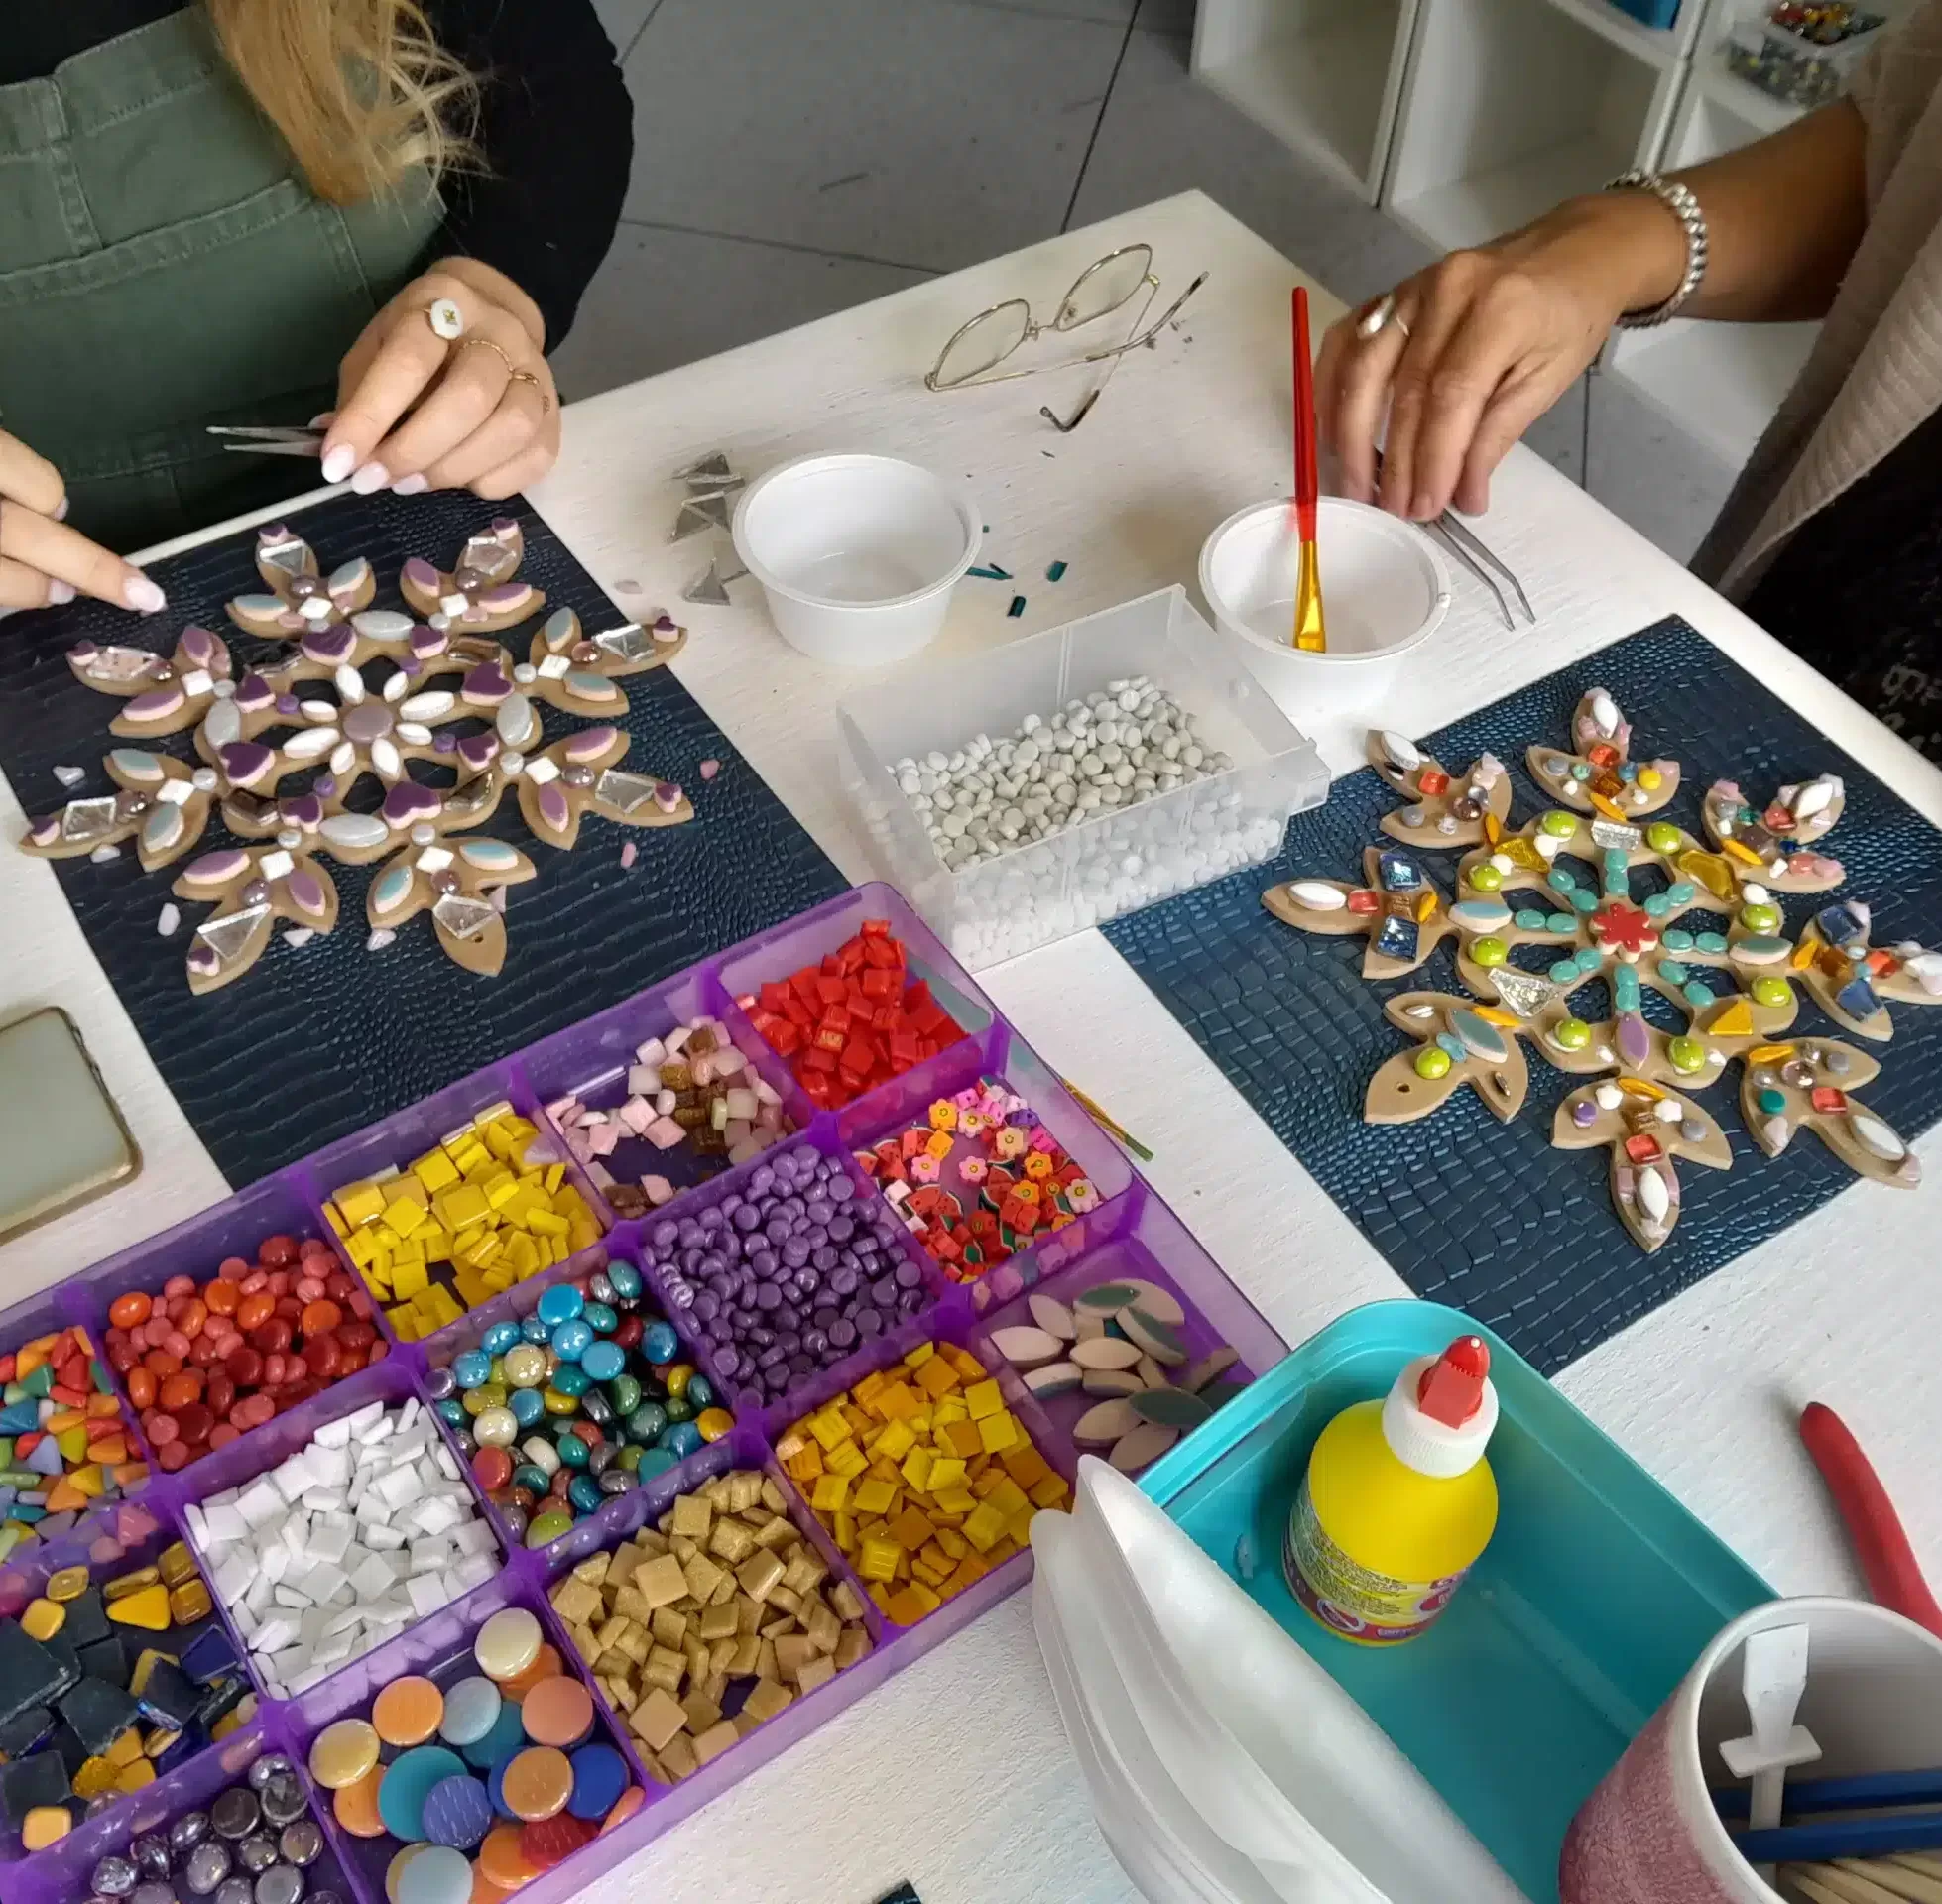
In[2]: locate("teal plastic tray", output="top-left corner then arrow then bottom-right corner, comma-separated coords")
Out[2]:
1138,1300 -> 1771,1903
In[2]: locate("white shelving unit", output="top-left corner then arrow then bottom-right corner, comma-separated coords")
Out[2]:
1190,0 -> 1864,491
1383,0 -> 1685,254
1191,0 -> 1423,199
1602,42 -> 1816,468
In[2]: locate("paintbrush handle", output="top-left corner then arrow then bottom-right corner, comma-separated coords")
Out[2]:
1292,287 -> 1318,542
1801,1402 -> 1942,1640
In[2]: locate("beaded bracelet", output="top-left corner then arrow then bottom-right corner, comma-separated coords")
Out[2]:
1606,169 -> 1710,329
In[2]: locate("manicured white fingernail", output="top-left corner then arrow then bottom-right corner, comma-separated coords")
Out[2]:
54,497 -> 69,522
309,412 -> 336,429
320,445 -> 356,484
124,574 -> 167,615
391,473 -> 430,497
49,580 -> 76,605
350,461 -> 390,495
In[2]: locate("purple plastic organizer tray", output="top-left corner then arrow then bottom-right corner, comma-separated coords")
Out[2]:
0,885 -> 1287,1904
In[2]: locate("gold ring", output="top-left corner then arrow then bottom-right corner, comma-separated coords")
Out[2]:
458,335 -> 521,378
510,368 -> 552,416
1355,293 -> 1410,343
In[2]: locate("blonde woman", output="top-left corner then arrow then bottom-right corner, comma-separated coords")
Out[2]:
0,0 -> 631,616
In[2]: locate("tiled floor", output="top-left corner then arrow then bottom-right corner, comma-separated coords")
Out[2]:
557,0 -> 1734,559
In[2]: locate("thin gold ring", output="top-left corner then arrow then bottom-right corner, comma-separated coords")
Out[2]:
458,335 -> 521,379
510,368 -> 552,416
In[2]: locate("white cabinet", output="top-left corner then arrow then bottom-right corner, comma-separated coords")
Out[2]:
1193,0 -> 1849,481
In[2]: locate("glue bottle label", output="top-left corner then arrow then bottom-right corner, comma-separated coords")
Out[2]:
1283,1483 -> 1466,1645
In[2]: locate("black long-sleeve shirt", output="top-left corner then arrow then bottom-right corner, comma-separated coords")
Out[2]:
1,0 -> 632,347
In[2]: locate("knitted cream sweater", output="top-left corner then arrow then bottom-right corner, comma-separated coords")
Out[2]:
1696,0 -> 1942,597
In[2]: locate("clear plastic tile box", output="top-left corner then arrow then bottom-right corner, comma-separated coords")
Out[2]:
0,884 -> 1286,1904
838,588 -> 1330,969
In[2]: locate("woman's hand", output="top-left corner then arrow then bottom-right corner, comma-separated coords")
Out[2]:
1316,192 -> 1686,521
0,432 -> 166,615
320,258 -> 561,502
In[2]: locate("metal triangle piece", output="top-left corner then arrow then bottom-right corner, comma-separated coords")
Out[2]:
674,451 -> 733,484
720,561 -> 749,585
682,560 -> 734,606
668,493 -> 735,542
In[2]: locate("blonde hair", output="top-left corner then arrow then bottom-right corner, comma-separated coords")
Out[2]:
206,0 -> 478,206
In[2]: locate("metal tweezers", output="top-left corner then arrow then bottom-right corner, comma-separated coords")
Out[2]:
205,424 -> 324,459
1374,450 -> 1533,628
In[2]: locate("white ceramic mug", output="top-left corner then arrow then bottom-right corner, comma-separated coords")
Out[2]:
1560,1597 -> 1942,1903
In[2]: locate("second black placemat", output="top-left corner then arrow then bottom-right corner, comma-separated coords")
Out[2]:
1103,620 -> 1942,1374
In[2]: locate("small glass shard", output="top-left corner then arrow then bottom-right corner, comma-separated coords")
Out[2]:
432,893 -> 497,942
669,494 -> 734,542
674,451 -> 733,483
594,770 -> 661,816
682,561 -> 733,606
61,797 -> 125,844
195,904 -> 271,966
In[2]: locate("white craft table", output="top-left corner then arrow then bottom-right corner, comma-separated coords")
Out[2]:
3,190 -> 1940,1904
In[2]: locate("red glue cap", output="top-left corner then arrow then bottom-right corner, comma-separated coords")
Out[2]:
1417,1335 -> 1490,1428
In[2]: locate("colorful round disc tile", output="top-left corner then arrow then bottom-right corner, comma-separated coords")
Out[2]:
380,1745 -> 469,1843
439,1677 -> 503,1750
519,1677 -> 593,1749
386,1844 -> 435,1904
496,1643 -> 562,1703
422,1773 -> 495,1851
462,1702 -> 529,1774
334,1766 -> 388,1839
468,1860 -> 510,1904
500,1746 -> 572,1823
374,1676 -> 446,1747
564,1744 -> 627,1822
477,1823 -> 538,1891
395,1844 -> 472,1904
599,1785 -> 645,1836
520,1813 -> 594,1871
473,1608 -> 542,1683
310,1718 -> 383,1790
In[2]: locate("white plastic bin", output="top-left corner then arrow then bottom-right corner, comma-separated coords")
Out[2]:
837,587 -> 1329,970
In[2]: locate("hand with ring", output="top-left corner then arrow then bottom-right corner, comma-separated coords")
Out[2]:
1315,202 -> 1653,522
319,258 -> 562,502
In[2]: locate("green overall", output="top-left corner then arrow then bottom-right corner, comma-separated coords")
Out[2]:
0,9 -> 443,553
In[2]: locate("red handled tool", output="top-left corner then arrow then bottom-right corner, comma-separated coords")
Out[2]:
1800,1400 -> 1942,1639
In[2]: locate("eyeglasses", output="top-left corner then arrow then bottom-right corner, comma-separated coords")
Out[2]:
923,244 -> 1208,431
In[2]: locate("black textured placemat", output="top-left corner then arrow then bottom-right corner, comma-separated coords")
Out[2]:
1103,620 -> 1942,1374
0,489 -> 846,1185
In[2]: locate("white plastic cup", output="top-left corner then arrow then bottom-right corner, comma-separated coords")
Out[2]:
1561,1597 -> 1942,1903
1198,498 -> 1450,724
731,453 -> 981,667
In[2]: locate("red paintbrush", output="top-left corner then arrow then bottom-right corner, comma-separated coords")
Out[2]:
1290,287 -> 1326,652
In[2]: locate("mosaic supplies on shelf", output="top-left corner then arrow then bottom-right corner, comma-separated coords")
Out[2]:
19,522 -> 693,989
1264,689 -> 1942,1252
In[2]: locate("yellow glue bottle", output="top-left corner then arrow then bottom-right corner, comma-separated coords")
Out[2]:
1284,1335 -> 1499,1646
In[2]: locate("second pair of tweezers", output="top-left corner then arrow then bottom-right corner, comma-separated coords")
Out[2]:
1374,450 -> 1533,628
